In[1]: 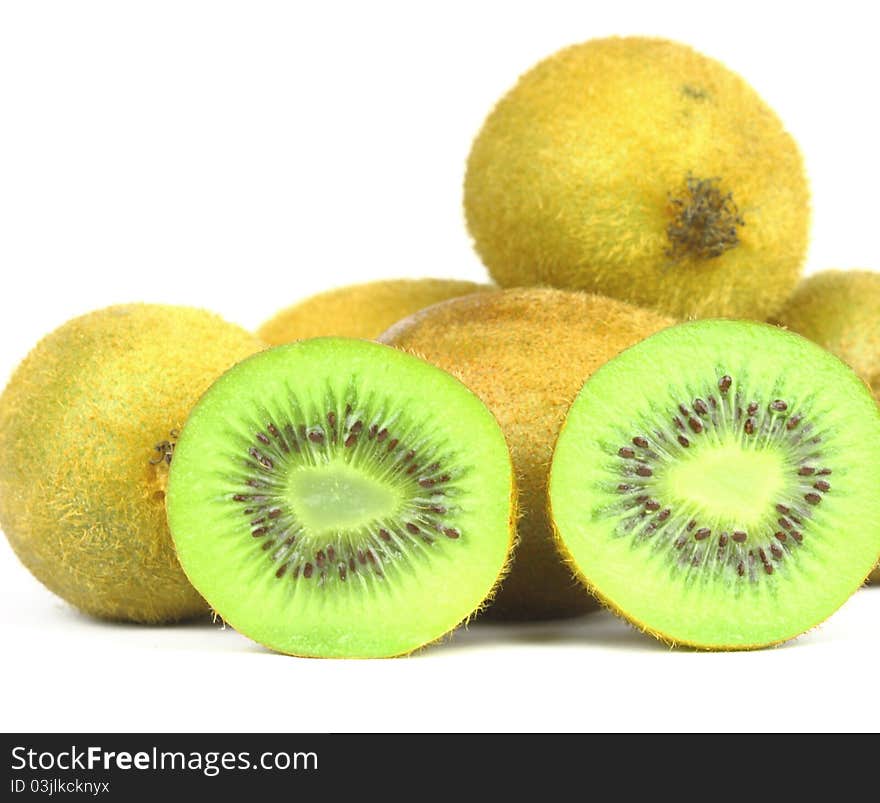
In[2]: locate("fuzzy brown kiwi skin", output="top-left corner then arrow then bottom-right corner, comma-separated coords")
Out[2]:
464,37 -> 809,321
379,287 -> 676,620
0,304 -> 265,623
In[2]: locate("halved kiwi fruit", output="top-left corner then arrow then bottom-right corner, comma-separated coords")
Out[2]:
549,320 -> 880,648
166,337 -> 515,658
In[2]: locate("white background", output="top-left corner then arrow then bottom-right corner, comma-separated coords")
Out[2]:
1,1 -> 878,733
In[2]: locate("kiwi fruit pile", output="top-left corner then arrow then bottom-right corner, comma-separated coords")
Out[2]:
2,35 -> 878,656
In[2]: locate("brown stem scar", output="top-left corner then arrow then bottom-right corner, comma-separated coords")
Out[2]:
666,175 -> 745,261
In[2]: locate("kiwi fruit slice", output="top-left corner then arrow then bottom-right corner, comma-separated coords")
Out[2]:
774,270 -> 880,401
0,304 -> 264,623
166,337 -> 515,658
464,36 -> 809,320
379,288 -> 674,619
549,320 -> 880,648
257,278 -> 491,345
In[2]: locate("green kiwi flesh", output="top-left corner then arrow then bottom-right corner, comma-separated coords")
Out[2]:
549,320 -> 880,649
167,338 -> 515,658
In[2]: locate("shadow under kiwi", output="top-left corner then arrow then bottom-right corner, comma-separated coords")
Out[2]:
436,608 -> 811,655
436,609 -> 668,654
56,603 -> 217,630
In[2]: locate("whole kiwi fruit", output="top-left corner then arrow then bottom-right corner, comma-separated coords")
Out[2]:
0,304 -> 264,623
257,278 -> 491,345
379,288 -> 675,619
464,36 -> 810,320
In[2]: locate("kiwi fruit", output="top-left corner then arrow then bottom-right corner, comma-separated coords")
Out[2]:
0,304 -> 264,623
464,36 -> 810,320
549,320 -> 880,648
166,337 -> 515,658
774,270 -> 880,401
257,278 -> 491,345
378,288 -> 675,619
